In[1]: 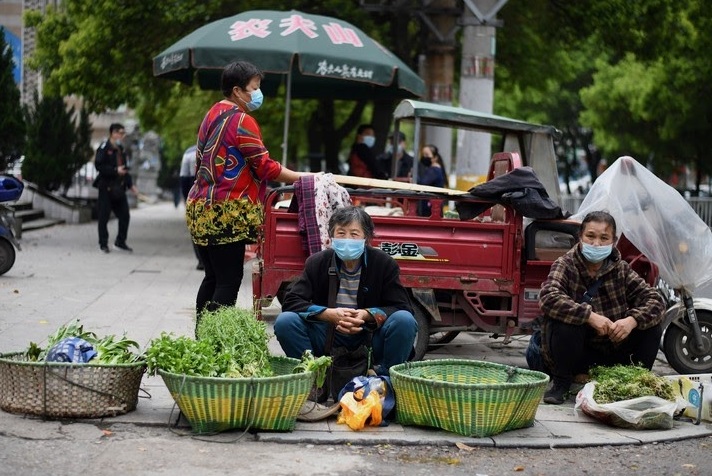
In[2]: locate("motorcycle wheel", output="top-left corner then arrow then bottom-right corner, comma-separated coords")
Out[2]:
0,238 -> 15,276
663,310 -> 712,374
428,331 -> 461,350
411,304 -> 430,361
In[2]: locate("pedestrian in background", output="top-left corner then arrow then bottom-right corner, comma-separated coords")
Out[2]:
179,144 -> 203,270
347,124 -> 385,179
94,123 -> 133,253
186,60 -> 306,328
416,144 -> 447,216
378,131 -> 414,180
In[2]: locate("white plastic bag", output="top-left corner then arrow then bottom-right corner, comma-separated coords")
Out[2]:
574,381 -> 683,430
571,156 -> 712,292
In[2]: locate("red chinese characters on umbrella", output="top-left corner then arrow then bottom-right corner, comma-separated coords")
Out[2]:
228,14 -> 363,47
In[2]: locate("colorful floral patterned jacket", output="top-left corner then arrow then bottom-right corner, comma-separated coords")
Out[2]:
186,102 -> 282,246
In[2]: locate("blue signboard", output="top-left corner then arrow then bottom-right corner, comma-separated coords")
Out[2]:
3,28 -> 22,85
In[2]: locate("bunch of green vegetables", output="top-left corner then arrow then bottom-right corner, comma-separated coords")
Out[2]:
145,333 -> 224,377
196,306 -> 274,378
146,307 -> 274,378
145,307 -> 332,381
590,364 -> 675,404
25,319 -> 142,364
293,350 -> 332,388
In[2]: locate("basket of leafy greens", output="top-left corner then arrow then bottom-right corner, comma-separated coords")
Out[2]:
146,307 -> 331,434
0,320 -> 146,419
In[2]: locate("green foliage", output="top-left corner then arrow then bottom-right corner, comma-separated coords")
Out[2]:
25,1 -> 406,175
26,0 -> 712,186
145,308 -> 278,378
145,332 -> 222,377
21,92 -> 92,191
590,364 -> 675,404
0,27 -> 25,172
93,334 -> 142,365
497,0 -> 712,188
293,350 -> 332,388
196,307 -> 273,378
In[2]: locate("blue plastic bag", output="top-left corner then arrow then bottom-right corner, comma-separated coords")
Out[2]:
45,337 -> 97,363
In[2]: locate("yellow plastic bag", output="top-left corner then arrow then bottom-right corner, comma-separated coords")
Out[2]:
337,387 -> 383,430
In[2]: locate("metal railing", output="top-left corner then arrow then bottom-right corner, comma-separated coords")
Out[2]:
559,195 -> 712,228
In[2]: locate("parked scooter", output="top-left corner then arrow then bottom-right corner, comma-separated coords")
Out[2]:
658,280 -> 712,374
0,175 -> 23,275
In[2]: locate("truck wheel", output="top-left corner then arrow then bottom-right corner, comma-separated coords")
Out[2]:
411,304 -> 430,361
663,310 -> 712,374
0,239 -> 15,276
428,331 -> 460,350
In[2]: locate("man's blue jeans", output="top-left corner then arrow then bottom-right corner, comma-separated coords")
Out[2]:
274,310 -> 418,373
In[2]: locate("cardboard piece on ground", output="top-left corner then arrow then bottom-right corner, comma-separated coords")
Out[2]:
665,374 -> 712,422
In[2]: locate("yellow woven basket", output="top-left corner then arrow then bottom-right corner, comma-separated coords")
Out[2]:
390,359 -> 549,437
0,352 -> 146,419
159,356 -> 313,434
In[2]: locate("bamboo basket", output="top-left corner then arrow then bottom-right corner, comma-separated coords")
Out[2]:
0,352 -> 146,419
159,356 -> 313,434
390,359 -> 549,437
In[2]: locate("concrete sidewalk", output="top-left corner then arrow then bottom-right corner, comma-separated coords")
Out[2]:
1,200 -> 710,448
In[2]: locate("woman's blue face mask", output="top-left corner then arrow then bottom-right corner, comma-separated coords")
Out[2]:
245,88 -> 263,111
581,243 -> 613,263
331,238 -> 365,261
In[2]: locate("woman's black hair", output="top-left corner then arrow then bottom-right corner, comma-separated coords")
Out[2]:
328,206 -> 375,241
424,144 -> 447,179
221,61 -> 264,97
579,210 -> 617,238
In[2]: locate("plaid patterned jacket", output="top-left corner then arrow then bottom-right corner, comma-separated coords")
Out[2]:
539,244 -> 665,362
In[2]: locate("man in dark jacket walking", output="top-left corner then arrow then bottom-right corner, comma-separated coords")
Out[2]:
94,123 -> 132,253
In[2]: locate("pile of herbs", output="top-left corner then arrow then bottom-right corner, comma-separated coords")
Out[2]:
25,319 -> 142,364
590,364 -> 675,404
146,307 -> 271,378
196,306 -> 274,378
145,307 -> 332,381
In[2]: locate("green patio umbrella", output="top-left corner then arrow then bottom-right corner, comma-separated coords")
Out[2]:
153,10 -> 425,165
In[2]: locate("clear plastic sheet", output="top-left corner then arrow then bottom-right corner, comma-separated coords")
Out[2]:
571,156 -> 712,292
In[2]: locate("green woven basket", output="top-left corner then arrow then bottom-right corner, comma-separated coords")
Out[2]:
159,356 -> 313,434
0,352 -> 146,419
390,359 -> 549,437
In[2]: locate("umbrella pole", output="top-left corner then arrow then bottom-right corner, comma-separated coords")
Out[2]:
281,69 -> 293,168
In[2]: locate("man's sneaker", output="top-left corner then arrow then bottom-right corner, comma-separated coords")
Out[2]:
114,242 -> 133,252
543,380 -> 570,405
100,246 -> 110,254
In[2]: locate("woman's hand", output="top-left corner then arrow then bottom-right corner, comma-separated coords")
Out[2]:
587,311 -> 613,336
608,316 -> 638,343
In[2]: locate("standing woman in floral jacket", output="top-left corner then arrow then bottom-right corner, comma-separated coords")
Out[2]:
186,61 -> 305,326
